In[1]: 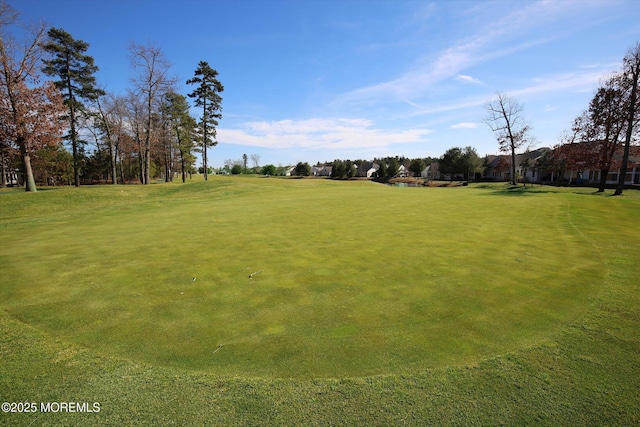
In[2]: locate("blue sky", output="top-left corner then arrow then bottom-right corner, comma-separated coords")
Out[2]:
17,0 -> 640,167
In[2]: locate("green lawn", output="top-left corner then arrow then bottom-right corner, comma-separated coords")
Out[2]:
1,177 -> 638,425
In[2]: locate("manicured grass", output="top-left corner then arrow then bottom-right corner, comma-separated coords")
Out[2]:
1,178 -> 638,425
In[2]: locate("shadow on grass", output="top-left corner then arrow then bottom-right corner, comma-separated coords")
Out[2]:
1,186 -> 68,193
475,183 -> 637,198
476,184 -> 553,196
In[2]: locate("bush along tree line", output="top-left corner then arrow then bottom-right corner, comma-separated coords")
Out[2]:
0,2 -> 222,191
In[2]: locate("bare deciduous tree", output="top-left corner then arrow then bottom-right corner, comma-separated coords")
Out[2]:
250,153 -> 260,169
128,41 -> 174,184
484,92 -> 532,185
94,93 -> 127,184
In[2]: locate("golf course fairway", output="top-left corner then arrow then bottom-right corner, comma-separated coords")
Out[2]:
1,177 -> 638,425
0,178 -> 605,377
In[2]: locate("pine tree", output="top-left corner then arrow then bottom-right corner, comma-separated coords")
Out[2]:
42,27 -> 104,187
187,61 -> 223,181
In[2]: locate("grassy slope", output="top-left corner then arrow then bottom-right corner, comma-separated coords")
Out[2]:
0,178 -> 638,425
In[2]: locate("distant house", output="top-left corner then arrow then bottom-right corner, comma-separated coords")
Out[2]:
356,162 -> 380,178
2,169 -> 20,186
481,148 -> 552,182
480,146 -> 640,185
397,164 -> 409,178
421,162 -> 440,180
319,165 -> 332,177
482,155 -> 510,181
515,148 -> 552,183
312,165 -> 332,177
554,145 -> 640,185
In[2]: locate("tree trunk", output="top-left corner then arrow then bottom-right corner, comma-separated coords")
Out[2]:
145,143 -> 151,185
18,138 -> 37,192
118,148 -> 125,184
138,153 -> 144,184
180,151 -> 186,183
68,87 -> 81,187
164,148 -> 171,182
109,139 -> 117,184
0,144 -> 6,188
71,128 -> 80,186
202,99 -> 208,181
510,145 -> 517,186
615,53 -> 639,195
615,144 -> 631,195
136,133 -> 145,184
598,168 -> 608,192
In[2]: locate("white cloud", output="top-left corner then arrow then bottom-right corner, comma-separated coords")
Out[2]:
450,122 -> 478,129
218,118 -> 432,150
511,69 -> 615,98
456,74 -> 482,84
399,67 -> 616,120
334,0 -> 591,107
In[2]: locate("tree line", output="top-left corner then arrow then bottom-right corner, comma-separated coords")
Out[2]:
483,43 -> 640,195
556,43 -> 640,195
1,0 -> 638,195
0,1 -> 223,191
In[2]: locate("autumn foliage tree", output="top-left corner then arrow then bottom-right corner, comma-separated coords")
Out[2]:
559,42 -> 640,194
0,2 -> 66,192
615,42 -> 640,196
566,76 -> 626,191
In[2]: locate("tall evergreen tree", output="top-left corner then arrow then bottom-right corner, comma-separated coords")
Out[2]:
409,158 -> 425,177
460,146 -> 482,182
186,61 -> 223,181
387,158 -> 399,178
439,147 -> 462,181
42,27 -> 104,186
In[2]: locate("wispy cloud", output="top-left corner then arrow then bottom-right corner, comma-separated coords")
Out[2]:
218,118 -> 432,150
511,68 -> 616,98
334,0 -> 595,107
450,122 -> 478,129
396,67 -> 615,120
456,74 -> 482,84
